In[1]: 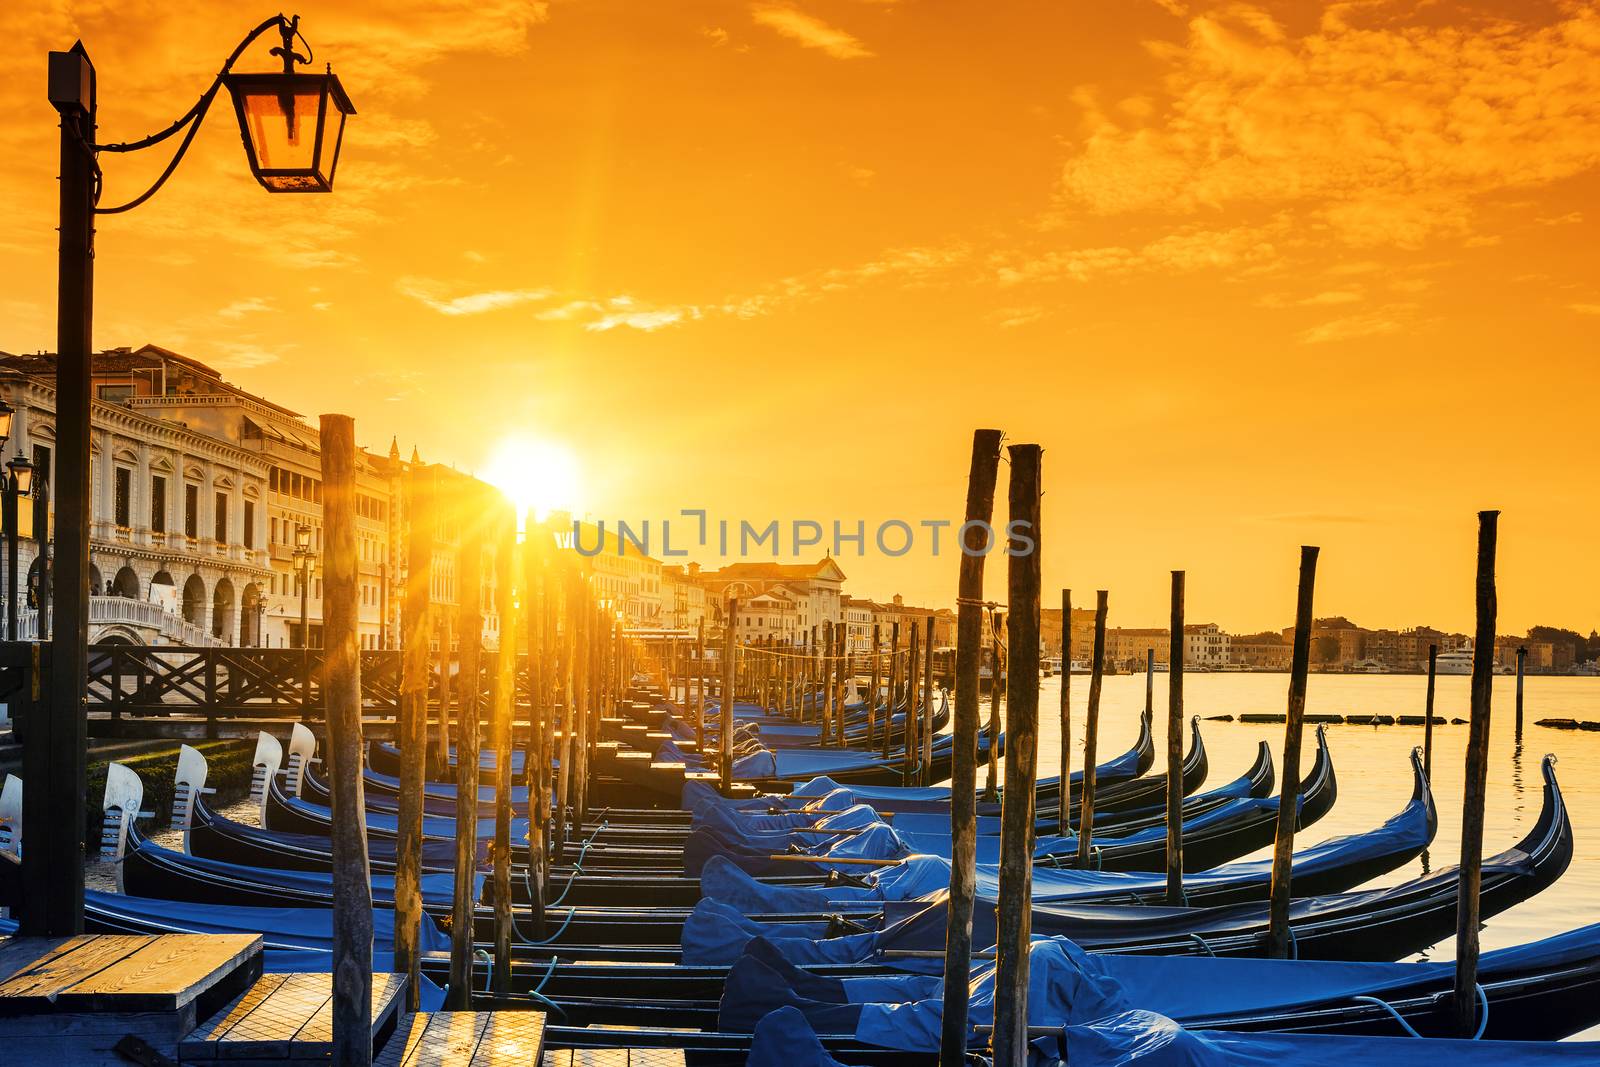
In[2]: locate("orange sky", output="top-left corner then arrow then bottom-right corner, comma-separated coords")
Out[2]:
2,1 -> 1598,635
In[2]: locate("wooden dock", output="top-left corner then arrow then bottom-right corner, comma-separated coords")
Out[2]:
0,933 -> 262,1066
0,932 -> 702,1065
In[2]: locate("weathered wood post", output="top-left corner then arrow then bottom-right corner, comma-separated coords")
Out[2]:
447,508 -> 485,1008
1266,546 -> 1319,958
1515,644 -> 1526,734
523,513 -> 548,935
1076,590 -> 1109,868
869,623 -> 882,747
695,617 -> 707,750
921,615 -> 935,785
434,610 -> 454,779
320,414 -> 373,1064
985,616 -> 1003,799
903,619 -> 921,785
1145,646 -> 1155,719
491,510 -> 520,994
940,428 -> 1002,1067
1425,643 -> 1438,782
395,457 -> 433,1009
883,622 -> 900,761
573,591 -> 591,826
993,443 -> 1041,1067
1058,589 -> 1071,836
841,626 -> 853,748
1165,571 -> 1185,906
722,599 -> 738,790
556,565 -> 577,857
1455,511 -> 1498,1036
823,621 -> 836,744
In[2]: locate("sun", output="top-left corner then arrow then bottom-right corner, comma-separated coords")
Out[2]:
481,436 -> 582,523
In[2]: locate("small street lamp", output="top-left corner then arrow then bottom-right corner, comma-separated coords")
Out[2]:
2,450 -> 34,640
294,522 -> 317,648
32,14 -> 355,937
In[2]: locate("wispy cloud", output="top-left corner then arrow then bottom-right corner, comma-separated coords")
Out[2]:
751,2 -> 873,59
398,279 -> 551,316
1059,4 -> 1600,250
1299,305 -> 1417,345
218,297 -> 273,319
1568,303 -> 1600,316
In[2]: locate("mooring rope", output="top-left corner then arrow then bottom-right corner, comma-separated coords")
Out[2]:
1352,984 -> 1487,1039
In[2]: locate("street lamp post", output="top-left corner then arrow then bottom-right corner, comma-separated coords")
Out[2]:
295,522 -> 316,648
3,451 -> 37,640
30,15 -> 354,938
0,398 -> 15,634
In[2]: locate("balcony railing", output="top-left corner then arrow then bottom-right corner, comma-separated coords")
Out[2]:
16,595 -> 223,646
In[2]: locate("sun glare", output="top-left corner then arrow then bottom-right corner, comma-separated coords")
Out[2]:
482,436 -> 582,523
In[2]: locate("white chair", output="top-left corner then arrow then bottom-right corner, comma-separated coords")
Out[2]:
0,774 -> 21,858
171,744 -> 217,852
101,762 -> 152,892
251,731 -> 284,824
285,722 -> 317,798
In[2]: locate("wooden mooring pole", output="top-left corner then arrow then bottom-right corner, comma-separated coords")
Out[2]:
986,616 -> 1003,800
434,610 -> 453,779
921,614 -> 935,786
1425,643 -> 1438,782
824,621 -> 836,745
556,565 -> 576,858
320,414 -> 373,1065
939,429 -> 1001,1066
993,442 -> 1041,1067
491,510 -> 520,995
1058,589 -> 1071,837
722,598 -> 738,790
1165,571 -> 1185,906
524,513 -> 548,935
447,506 -> 486,1008
1456,510 -> 1498,1036
1515,644 -> 1526,735
869,623 -> 881,748
395,457 -> 433,1009
884,622 -> 900,761
1076,590 -> 1108,869
695,617 -> 707,750
1267,545 -> 1319,958
903,620 -> 921,784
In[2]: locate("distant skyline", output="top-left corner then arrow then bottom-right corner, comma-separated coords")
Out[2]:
2,2 -> 1597,636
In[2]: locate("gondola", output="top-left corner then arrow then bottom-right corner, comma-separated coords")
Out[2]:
124,747 -> 1434,958
685,726 -> 1334,877
713,924 -> 1600,1045
196,737 -> 1274,915
50,865 -> 1600,1050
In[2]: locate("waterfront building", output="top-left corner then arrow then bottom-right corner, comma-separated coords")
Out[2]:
699,557 -> 847,640
1,345 -> 503,649
1230,631 -> 1291,670
661,563 -> 710,630
1183,622 -> 1231,668
1104,627 -> 1171,671
840,595 -> 875,653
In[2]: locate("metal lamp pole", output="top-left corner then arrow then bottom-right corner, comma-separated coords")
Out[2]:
30,17 -> 355,938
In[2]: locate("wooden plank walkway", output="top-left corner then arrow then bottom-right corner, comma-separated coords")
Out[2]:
377,1010 -> 547,1065
179,971 -> 406,1064
0,933 -> 262,1066
544,1050 -> 686,1067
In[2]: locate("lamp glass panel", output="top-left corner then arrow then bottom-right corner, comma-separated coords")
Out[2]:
242,89 -> 324,171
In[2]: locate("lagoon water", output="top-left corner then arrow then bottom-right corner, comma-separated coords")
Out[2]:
1016,672 -> 1600,1038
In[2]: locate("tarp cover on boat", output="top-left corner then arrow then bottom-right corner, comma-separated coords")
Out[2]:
746,1006 -> 1600,1067
692,783 -> 1430,919
720,925 -> 1600,1048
